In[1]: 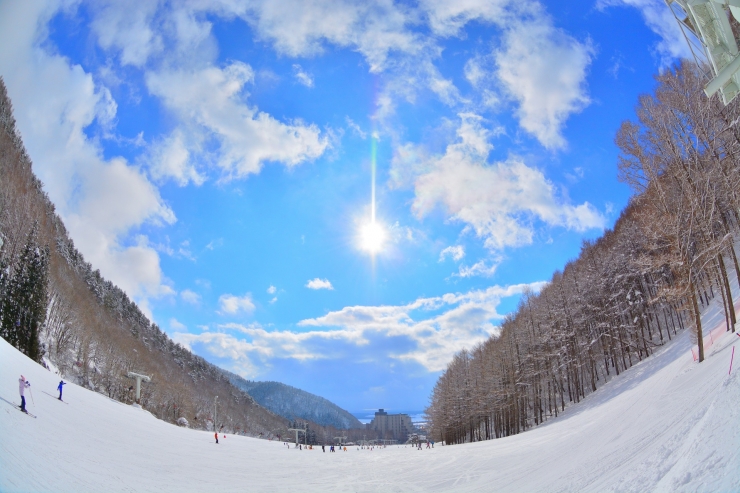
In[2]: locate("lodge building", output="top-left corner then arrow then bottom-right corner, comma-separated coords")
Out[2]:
367,409 -> 415,441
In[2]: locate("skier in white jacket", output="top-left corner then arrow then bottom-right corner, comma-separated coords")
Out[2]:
19,375 -> 30,413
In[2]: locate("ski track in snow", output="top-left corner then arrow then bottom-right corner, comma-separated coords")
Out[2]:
2,302 -> 740,492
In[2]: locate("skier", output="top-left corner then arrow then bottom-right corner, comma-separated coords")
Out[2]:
322,445 -> 325,452
214,432 -> 219,444
57,380 -> 66,400
18,375 -> 30,413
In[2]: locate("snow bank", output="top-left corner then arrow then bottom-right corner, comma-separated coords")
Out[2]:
1,326 -> 739,492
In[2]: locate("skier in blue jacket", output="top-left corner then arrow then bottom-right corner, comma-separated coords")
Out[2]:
57,380 -> 66,400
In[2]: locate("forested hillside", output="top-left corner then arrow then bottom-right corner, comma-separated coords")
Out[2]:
226,372 -> 363,429
426,62 -> 740,445
0,78 -> 287,436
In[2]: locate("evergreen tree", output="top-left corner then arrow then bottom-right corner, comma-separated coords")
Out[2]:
0,224 -> 48,361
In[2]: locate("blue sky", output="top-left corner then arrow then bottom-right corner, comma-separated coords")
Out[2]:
0,0 -> 691,412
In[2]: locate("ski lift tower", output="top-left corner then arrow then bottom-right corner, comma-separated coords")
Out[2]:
334,435 -> 347,447
288,426 -> 306,446
666,0 -> 740,104
126,371 -> 151,404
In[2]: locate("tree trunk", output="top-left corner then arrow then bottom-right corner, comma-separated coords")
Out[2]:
690,281 -> 705,363
718,255 -> 736,331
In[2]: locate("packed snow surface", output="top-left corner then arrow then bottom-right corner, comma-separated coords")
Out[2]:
1,325 -> 739,492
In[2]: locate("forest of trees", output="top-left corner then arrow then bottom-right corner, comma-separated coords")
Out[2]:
0,78 -> 288,436
426,62 -> 740,445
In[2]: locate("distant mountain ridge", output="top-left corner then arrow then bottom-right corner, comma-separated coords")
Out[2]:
225,372 -> 363,429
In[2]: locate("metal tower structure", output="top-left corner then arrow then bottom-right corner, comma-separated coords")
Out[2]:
126,371 -> 151,404
288,427 -> 306,446
667,0 -> 740,104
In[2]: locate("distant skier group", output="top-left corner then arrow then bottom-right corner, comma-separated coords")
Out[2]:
11,374 -> 438,456
15,374 -> 67,416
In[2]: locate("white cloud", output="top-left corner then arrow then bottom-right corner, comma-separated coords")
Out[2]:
421,0 -> 509,37
391,114 -> 605,250
88,0 -> 419,74
153,237 -> 196,261
457,259 -> 500,278
146,130 -> 205,186
218,293 -> 256,315
306,278 -> 334,290
146,62 -> 329,180
464,57 -> 486,87
345,117 -> 367,139
240,0 -> 421,72
292,64 -> 314,87
205,238 -> 223,251
180,278 -> 547,381
169,318 -> 187,331
0,1 -> 175,308
439,245 -> 465,262
89,0 -> 163,67
84,0 -> 591,149
181,289 -> 201,305
424,2 -> 593,149
267,285 -> 277,294
173,281 -> 546,375
195,279 -> 212,290
493,10 -> 594,149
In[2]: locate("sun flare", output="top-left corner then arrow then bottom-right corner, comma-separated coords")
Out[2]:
360,221 -> 386,254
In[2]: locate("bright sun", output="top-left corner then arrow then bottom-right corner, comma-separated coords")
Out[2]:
360,221 -> 386,254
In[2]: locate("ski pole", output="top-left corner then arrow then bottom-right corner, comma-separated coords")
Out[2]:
29,387 -> 35,406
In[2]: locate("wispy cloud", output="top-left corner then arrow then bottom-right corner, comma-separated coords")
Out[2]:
345,117 -> 367,139
596,0 -> 691,66
174,282 -> 547,375
146,62 -> 329,181
439,245 -> 465,262
493,11 -> 594,149
457,259 -> 500,278
306,278 -> 334,290
169,318 -> 187,331
181,289 -> 202,305
292,64 -> 314,87
391,114 -> 605,251
205,238 -> 223,251
218,293 -> 256,315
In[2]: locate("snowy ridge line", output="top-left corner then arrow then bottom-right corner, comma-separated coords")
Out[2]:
224,372 -> 363,430
0,80 -> 288,437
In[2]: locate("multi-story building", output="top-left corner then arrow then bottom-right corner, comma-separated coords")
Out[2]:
367,409 -> 415,441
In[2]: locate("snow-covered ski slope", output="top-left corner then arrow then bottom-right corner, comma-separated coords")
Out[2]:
1,317 -> 739,492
